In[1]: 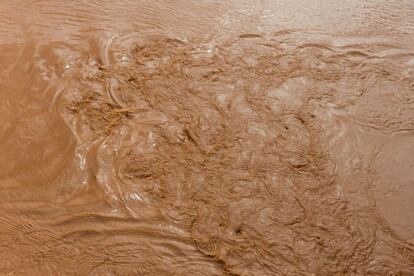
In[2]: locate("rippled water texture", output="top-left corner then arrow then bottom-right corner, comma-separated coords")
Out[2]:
1,1 -> 414,275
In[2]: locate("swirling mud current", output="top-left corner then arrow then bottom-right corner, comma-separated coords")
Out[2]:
44,34 -> 414,275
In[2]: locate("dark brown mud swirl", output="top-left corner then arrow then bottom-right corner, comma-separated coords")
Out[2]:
60,34 -> 414,275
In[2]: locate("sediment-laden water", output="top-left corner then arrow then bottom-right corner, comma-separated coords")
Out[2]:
0,1 -> 413,275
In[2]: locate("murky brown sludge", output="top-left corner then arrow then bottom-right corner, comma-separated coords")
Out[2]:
1,1 -> 414,275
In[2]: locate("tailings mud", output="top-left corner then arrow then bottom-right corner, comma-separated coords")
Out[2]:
0,1 -> 414,275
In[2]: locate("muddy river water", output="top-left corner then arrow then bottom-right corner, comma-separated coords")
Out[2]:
0,0 -> 414,275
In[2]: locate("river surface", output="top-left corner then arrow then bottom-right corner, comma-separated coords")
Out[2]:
0,1 -> 414,275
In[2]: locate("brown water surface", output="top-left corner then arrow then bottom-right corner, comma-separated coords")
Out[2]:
1,1 -> 414,275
